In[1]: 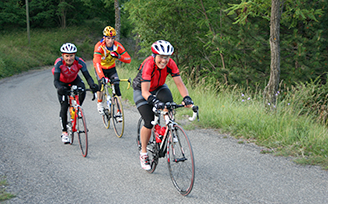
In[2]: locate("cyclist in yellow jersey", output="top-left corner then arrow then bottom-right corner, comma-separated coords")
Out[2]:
93,26 -> 131,119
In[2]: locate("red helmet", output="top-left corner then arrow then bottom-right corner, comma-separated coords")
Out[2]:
151,40 -> 174,55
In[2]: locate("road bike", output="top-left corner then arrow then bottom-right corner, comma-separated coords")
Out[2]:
137,102 -> 199,196
100,78 -> 131,138
66,85 -> 95,157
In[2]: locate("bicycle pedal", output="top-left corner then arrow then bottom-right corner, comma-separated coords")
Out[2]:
174,157 -> 187,162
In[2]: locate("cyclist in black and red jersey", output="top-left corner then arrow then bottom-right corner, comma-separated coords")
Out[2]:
52,43 -> 99,144
132,40 -> 194,170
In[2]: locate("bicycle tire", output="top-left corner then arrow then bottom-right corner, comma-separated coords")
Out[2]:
101,91 -> 110,129
167,125 -> 195,196
111,96 -> 124,138
137,117 -> 159,173
76,107 -> 88,157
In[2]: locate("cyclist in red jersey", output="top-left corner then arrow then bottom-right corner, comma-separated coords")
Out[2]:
132,40 -> 194,170
93,26 -> 131,120
53,43 -> 99,144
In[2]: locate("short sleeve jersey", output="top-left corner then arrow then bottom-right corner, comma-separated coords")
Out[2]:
139,56 -> 180,92
52,56 -> 87,83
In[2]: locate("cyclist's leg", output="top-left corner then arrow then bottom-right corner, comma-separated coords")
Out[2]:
57,87 -> 70,143
95,69 -> 106,114
108,69 -> 121,97
108,70 -> 123,115
72,76 -> 86,105
58,93 -> 69,132
134,89 -> 154,170
153,84 -> 173,103
136,105 -> 154,153
153,84 -> 173,123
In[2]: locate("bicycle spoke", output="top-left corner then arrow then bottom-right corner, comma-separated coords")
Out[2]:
167,125 -> 195,196
76,107 -> 88,157
102,108 -> 110,129
111,96 -> 124,138
101,92 -> 110,129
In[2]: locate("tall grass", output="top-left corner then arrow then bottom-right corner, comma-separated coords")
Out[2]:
108,63 -> 328,169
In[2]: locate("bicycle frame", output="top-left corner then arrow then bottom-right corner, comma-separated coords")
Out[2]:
66,85 -> 94,157
101,78 -> 131,116
151,102 -> 199,157
68,85 -> 81,132
100,78 -> 131,137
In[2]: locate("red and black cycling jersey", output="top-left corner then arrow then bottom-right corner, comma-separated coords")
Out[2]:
52,56 -> 88,83
133,56 -> 180,92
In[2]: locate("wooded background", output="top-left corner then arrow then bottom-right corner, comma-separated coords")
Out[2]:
0,0 -> 327,95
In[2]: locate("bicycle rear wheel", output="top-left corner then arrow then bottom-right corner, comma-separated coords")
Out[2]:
167,125 -> 195,196
111,96 -> 124,138
137,117 -> 159,173
101,92 -> 110,129
76,107 -> 88,157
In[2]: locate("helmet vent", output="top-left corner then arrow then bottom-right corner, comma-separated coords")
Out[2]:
151,40 -> 174,55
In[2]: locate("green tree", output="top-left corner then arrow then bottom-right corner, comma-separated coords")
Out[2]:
0,0 -> 26,30
0,0 -> 94,30
225,0 -> 325,104
127,0 -> 327,92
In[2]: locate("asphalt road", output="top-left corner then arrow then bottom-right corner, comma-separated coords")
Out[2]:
0,67 -> 327,203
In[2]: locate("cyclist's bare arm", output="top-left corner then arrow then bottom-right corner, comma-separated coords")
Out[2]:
141,81 -> 153,101
173,76 -> 193,108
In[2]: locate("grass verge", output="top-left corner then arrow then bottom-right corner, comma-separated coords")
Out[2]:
0,177 -> 15,202
111,64 -> 328,170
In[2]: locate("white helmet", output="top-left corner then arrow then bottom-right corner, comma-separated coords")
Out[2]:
151,40 -> 174,55
60,43 -> 77,53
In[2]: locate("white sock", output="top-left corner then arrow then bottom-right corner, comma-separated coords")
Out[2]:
140,152 -> 147,156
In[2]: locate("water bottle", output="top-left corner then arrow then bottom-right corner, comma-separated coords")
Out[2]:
70,107 -> 75,120
160,126 -> 166,136
107,95 -> 111,107
154,124 -> 162,143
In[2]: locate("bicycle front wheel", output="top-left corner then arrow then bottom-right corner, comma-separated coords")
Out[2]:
167,125 -> 195,196
101,92 -> 110,129
111,96 -> 124,138
137,117 -> 159,173
76,107 -> 88,157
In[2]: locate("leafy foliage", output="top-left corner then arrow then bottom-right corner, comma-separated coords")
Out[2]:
126,0 -> 327,91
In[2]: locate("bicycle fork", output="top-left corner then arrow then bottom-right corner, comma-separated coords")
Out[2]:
168,126 -> 188,163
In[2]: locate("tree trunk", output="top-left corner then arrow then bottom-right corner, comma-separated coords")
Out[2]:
115,0 -> 121,41
59,0 -> 67,29
25,0 -> 30,44
264,0 -> 282,107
